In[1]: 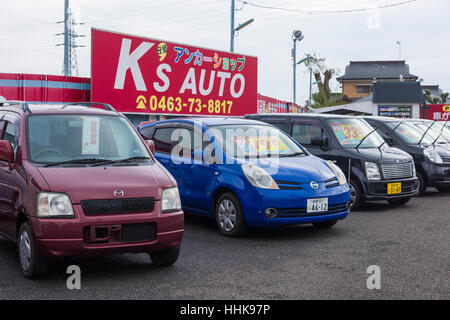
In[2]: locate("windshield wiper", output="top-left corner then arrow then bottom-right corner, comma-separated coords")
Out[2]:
355,124 -> 382,150
44,158 -> 110,167
418,120 -> 436,145
431,120 -> 449,146
92,156 -> 151,166
378,120 -> 405,150
279,152 -> 304,158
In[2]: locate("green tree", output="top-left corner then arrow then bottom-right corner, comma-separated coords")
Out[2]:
303,52 -> 343,108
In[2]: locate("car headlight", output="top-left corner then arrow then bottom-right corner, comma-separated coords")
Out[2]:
365,162 -> 381,181
161,187 -> 182,213
37,192 -> 74,218
241,163 -> 279,189
424,147 -> 443,164
326,161 -> 347,185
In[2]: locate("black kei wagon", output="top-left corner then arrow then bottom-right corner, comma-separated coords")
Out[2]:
246,114 -> 419,209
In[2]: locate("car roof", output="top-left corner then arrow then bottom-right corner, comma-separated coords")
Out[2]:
362,116 -> 403,123
0,102 -> 118,116
142,117 -> 266,127
246,113 -> 362,119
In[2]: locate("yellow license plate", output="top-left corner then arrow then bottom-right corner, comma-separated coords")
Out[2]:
387,182 -> 402,194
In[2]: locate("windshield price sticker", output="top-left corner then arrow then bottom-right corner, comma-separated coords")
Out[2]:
234,136 -> 289,155
331,124 -> 364,144
82,117 -> 100,155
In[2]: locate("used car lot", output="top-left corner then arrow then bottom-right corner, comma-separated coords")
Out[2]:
0,189 -> 448,299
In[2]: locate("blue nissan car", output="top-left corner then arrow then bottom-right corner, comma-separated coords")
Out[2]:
139,118 -> 351,236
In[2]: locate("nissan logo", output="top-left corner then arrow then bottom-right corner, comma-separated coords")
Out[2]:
310,181 -> 319,190
114,189 -> 124,197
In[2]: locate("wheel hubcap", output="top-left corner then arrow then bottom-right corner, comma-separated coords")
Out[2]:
218,199 -> 236,232
19,231 -> 31,271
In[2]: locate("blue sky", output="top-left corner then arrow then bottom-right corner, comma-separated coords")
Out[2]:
1,0 -> 448,105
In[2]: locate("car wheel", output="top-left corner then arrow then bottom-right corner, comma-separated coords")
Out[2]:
313,220 -> 337,229
18,222 -> 48,279
387,197 -> 411,206
215,192 -> 247,237
150,244 -> 180,266
416,172 -> 427,195
436,187 -> 450,193
349,180 -> 363,210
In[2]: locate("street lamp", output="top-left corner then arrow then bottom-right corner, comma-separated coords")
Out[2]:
230,0 -> 254,52
292,30 -> 304,104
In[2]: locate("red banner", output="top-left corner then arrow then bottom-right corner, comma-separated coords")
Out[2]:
256,94 -> 309,114
423,104 -> 450,121
91,29 -> 257,116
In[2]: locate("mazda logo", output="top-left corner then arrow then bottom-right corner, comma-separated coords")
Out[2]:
114,189 -> 124,197
310,181 -> 319,190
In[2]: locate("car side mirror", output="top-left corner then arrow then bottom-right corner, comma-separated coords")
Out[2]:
0,140 -> 14,164
145,140 -> 155,155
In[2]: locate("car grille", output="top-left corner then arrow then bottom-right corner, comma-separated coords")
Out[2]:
276,203 -> 348,218
442,156 -> 450,163
381,163 -> 413,180
120,222 -> 156,243
81,197 -> 155,215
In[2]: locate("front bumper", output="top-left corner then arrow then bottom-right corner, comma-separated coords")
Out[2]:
362,176 -> 419,201
421,161 -> 450,188
238,183 -> 351,228
30,201 -> 184,258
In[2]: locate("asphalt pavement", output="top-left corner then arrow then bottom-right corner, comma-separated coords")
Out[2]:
0,189 -> 448,300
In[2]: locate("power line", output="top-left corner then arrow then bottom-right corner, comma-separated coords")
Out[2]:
237,0 -> 417,14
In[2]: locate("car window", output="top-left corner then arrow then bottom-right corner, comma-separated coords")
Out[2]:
292,122 -> 326,147
140,127 -> 155,140
27,114 -> 149,164
269,122 -> 290,135
153,128 -> 177,154
3,122 -> 17,150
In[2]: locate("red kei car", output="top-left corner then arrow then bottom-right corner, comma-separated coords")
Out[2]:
0,101 -> 184,278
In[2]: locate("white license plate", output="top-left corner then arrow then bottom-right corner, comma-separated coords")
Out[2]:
307,198 -> 328,213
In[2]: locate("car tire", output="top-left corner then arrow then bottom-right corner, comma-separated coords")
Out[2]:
150,244 -> 180,266
215,192 -> 247,237
18,222 -> 48,279
387,197 -> 411,206
436,187 -> 450,193
313,220 -> 337,229
416,172 -> 427,196
349,180 -> 363,210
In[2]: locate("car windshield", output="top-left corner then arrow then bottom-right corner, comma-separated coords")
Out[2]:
385,121 -> 434,145
208,124 -> 304,158
408,121 -> 448,144
433,122 -> 450,140
27,114 -> 150,165
326,118 -> 384,149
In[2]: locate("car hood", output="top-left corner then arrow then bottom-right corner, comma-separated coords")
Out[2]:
248,155 -> 336,183
345,147 -> 412,164
36,163 -> 175,204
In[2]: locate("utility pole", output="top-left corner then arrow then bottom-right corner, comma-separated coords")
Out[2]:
56,0 -> 85,76
64,0 -> 69,76
309,67 -> 312,108
291,30 -> 304,104
230,0 -> 235,52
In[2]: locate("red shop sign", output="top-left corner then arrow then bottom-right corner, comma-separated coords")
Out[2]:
91,28 -> 258,116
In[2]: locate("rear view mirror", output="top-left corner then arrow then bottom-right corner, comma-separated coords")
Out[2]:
0,140 -> 14,163
145,140 -> 155,155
